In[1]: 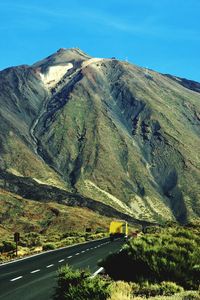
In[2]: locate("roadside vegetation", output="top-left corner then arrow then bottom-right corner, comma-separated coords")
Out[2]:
0,230 -> 108,263
101,222 -> 200,290
54,223 -> 200,299
0,190 -> 111,262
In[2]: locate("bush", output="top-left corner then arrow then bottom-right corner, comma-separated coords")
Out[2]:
183,293 -> 200,300
143,226 -> 162,234
136,281 -> 161,297
101,226 -> 200,289
160,281 -> 184,296
0,241 -> 16,253
43,243 -> 56,251
53,266 -> 193,300
62,232 -> 84,239
21,232 -> 42,247
95,228 -> 105,234
54,265 -> 110,300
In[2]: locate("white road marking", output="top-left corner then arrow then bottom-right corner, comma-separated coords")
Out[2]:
30,269 -> 40,274
0,237 -> 108,267
58,259 -> 65,263
90,267 -> 104,278
75,253 -> 80,256
81,250 -> 85,253
46,264 -> 54,268
10,276 -> 23,282
67,256 -> 72,259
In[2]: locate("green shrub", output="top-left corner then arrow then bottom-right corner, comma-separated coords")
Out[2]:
95,228 -> 105,234
143,226 -> 162,234
0,241 -> 16,253
62,231 -> 84,239
101,226 -> 200,289
21,232 -> 42,247
86,234 -> 100,241
54,265 -> 110,300
136,281 -> 161,297
160,281 -> 184,296
43,243 -> 56,251
64,237 -> 85,245
182,293 -> 200,300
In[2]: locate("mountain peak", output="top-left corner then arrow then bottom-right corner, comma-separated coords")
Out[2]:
56,47 -> 89,56
33,47 -> 91,70
33,48 -> 91,89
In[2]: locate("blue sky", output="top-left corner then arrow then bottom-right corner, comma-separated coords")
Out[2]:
0,0 -> 200,81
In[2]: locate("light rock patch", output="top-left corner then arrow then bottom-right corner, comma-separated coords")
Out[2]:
40,64 -> 73,88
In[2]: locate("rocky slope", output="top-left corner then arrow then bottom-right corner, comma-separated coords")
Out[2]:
0,48 -> 200,225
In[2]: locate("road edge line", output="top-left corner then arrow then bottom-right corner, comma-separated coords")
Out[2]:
90,267 -> 104,278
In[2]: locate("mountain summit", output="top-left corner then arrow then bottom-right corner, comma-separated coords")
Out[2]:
0,49 -> 200,224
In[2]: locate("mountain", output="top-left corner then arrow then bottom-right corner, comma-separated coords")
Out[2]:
0,48 -> 200,227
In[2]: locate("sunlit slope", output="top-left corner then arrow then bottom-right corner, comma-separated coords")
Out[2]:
0,188 -> 112,244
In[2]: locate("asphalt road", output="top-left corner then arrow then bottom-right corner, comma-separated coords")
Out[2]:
0,238 -> 124,300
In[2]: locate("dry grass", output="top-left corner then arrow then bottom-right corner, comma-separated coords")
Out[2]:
108,281 -> 134,300
108,281 -> 200,300
0,188 -> 112,262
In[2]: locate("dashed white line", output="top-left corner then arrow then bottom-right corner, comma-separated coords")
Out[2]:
30,269 -> 40,274
0,237 -> 108,267
67,255 -> 72,259
10,276 -> 23,282
75,253 -> 80,256
58,259 -> 65,263
46,264 -> 54,268
81,250 -> 85,253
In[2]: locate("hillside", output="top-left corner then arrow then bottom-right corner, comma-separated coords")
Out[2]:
0,188 -> 112,243
0,48 -> 200,227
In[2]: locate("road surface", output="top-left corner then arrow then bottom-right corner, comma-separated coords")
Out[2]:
0,238 -> 123,300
